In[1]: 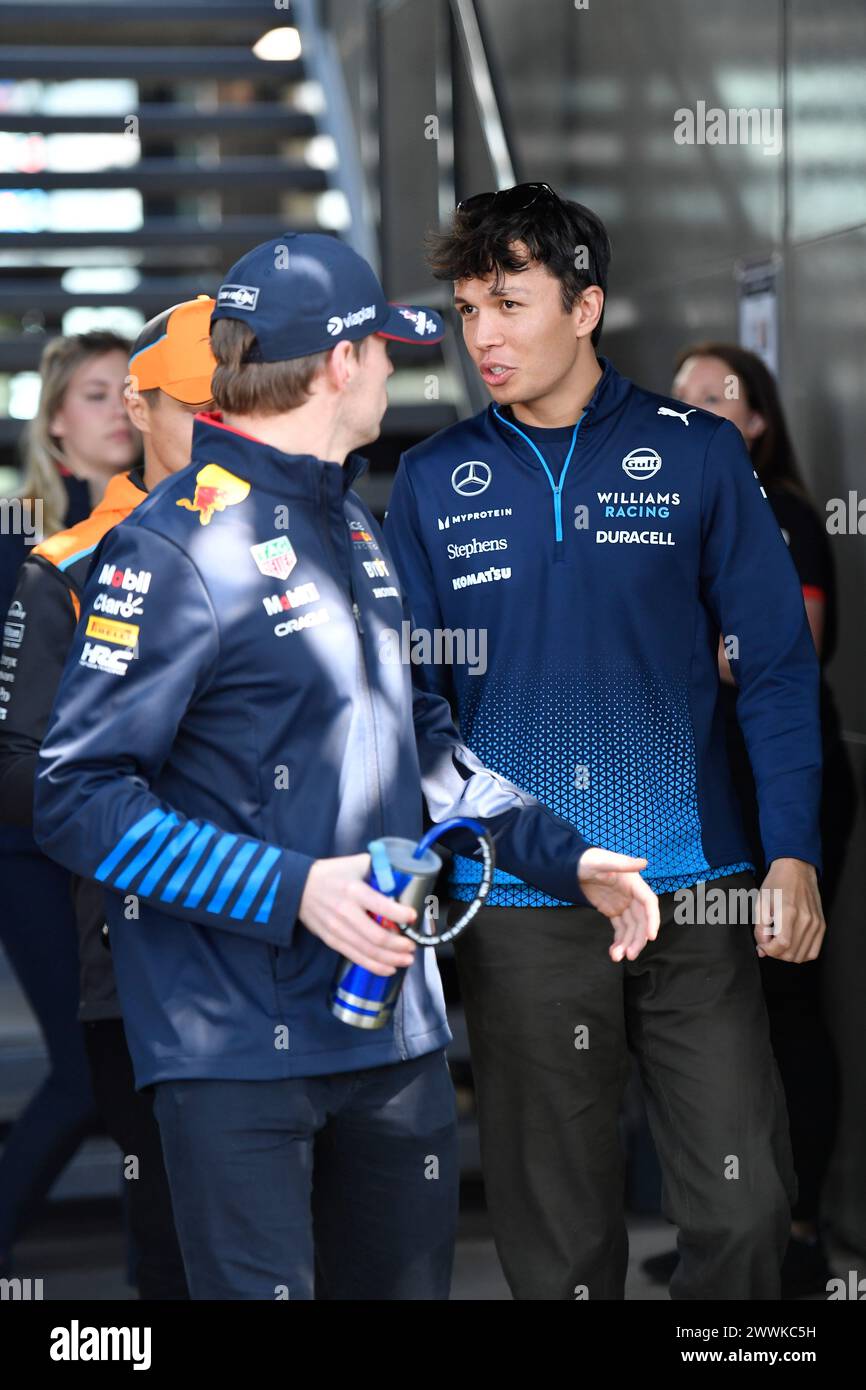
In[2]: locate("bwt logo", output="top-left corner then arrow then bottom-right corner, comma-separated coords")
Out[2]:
622,447 -> 662,482
327,305 -> 376,335
217,284 -> 260,311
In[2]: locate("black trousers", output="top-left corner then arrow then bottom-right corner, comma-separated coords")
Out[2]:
453,873 -> 797,1300
83,1019 -> 189,1300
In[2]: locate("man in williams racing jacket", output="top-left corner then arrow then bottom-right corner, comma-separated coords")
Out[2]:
384,184 -> 823,1300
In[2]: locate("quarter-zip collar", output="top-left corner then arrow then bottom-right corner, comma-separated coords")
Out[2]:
191,411 -> 369,500
488,355 -> 631,469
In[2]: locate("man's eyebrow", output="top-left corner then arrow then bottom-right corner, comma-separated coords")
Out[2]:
453,285 -> 531,304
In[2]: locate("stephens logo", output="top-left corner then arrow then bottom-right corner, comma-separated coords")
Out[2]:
217,284 -> 259,311
621,447 -> 662,482
176,464 -> 251,525
326,305 -> 376,335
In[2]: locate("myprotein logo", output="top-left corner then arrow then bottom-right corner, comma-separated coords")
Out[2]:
217,283 -> 259,311
621,447 -> 662,482
327,304 -> 376,335
437,507 -> 512,530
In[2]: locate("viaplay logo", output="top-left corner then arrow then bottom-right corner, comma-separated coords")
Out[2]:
327,305 -> 376,335
622,447 -> 662,482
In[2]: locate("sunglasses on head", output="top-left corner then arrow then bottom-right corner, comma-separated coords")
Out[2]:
456,181 -> 562,219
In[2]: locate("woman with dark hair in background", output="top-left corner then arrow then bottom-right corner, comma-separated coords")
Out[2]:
643,342 -> 857,1297
0,331 -> 139,1277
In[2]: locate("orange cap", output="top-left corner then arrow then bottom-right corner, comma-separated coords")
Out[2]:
129,294 -> 216,404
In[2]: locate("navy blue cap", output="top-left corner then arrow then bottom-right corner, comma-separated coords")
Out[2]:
210,232 -> 445,361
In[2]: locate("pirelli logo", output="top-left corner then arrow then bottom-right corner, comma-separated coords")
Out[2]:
85,616 -> 140,648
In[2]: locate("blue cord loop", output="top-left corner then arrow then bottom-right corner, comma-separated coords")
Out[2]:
401,816 -> 496,945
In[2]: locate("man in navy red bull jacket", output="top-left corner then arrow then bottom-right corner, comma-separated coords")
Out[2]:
384,184 -> 825,1300
33,233 -> 658,1301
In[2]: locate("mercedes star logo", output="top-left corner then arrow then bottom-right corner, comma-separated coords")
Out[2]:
451,460 -> 492,497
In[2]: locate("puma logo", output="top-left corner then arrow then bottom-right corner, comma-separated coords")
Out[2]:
658,407 -> 696,426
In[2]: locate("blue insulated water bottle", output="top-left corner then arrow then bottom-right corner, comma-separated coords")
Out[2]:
329,818 -> 495,1030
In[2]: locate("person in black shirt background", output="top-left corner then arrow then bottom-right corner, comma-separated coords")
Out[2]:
0,331 -> 138,1279
641,342 -> 857,1297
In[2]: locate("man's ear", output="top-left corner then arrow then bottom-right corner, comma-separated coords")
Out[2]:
573,285 -> 604,342
124,386 -> 152,437
325,338 -> 360,391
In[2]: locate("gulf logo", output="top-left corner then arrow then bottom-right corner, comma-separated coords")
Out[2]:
621,447 -> 662,482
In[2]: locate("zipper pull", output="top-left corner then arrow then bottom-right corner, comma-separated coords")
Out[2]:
352,600 -> 365,635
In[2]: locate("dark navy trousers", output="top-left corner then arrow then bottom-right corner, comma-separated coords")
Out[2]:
153,1048 -> 459,1300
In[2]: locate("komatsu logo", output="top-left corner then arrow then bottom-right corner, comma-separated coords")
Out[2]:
327,305 -> 376,335
621,447 -> 662,482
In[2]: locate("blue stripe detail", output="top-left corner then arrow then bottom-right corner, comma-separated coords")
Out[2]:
254,872 -> 280,924
57,542 -> 99,573
494,408 -> 583,542
114,812 -> 179,889
206,841 -> 258,914
138,819 -> 200,896
129,329 -> 168,366
183,833 -> 237,908
94,808 -> 166,883
161,823 -> 216,903
230,846 -> 281,920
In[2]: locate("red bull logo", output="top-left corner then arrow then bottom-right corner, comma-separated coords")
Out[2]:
177,464 -> 250,525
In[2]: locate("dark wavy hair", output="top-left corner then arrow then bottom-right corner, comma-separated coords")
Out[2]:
674,342 -> 806,496
426,193 -> 612,347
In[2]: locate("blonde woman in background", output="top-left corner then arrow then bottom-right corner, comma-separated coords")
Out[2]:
17,330 -> 139,538
0,331 -> 138,1280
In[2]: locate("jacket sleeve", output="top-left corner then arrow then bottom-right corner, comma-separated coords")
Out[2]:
700,419 -> 822,869
383,458 -> 455,704
34,523 -> 315,948
0,557 -> 78,827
